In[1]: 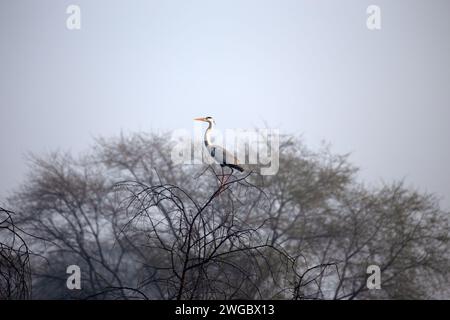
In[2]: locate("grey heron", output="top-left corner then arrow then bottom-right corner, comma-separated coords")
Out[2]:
194,116 -> 244,172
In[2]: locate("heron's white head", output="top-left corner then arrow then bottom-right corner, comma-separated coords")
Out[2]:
194,116 -> 215,126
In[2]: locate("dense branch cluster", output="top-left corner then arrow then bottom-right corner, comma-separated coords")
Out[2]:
0,207 -> 31,299
112,173 -> 289,299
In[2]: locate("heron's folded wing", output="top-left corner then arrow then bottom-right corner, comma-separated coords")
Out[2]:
212,145 -> 240,165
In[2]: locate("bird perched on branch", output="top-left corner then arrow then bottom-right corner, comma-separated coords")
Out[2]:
194,116 -> 244,173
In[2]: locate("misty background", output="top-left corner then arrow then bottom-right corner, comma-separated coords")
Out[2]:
1,0 -> 450,208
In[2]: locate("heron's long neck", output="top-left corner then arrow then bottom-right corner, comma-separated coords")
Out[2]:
204,122 -> 214,147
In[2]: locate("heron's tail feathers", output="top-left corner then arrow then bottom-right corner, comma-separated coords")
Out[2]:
229,164 -> 244,172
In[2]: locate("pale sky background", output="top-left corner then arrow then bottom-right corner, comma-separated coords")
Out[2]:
1,0 -> 449,208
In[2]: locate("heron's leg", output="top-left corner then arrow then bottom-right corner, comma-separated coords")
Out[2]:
222,167 -> 233,185
217,167 -> 234,197
220,166 -> 225,185
217,166 -> 224,192
213,166 -> 224,184
216,166 -> 227,196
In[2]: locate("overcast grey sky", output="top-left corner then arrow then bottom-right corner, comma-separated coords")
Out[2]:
1,0 -> 449,208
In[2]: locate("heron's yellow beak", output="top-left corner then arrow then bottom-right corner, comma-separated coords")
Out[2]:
194,117 -> 207,122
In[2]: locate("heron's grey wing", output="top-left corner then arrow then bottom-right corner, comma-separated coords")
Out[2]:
211,145 -> 239,165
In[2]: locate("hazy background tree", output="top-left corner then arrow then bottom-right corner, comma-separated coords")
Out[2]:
6,132 -> 449,299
